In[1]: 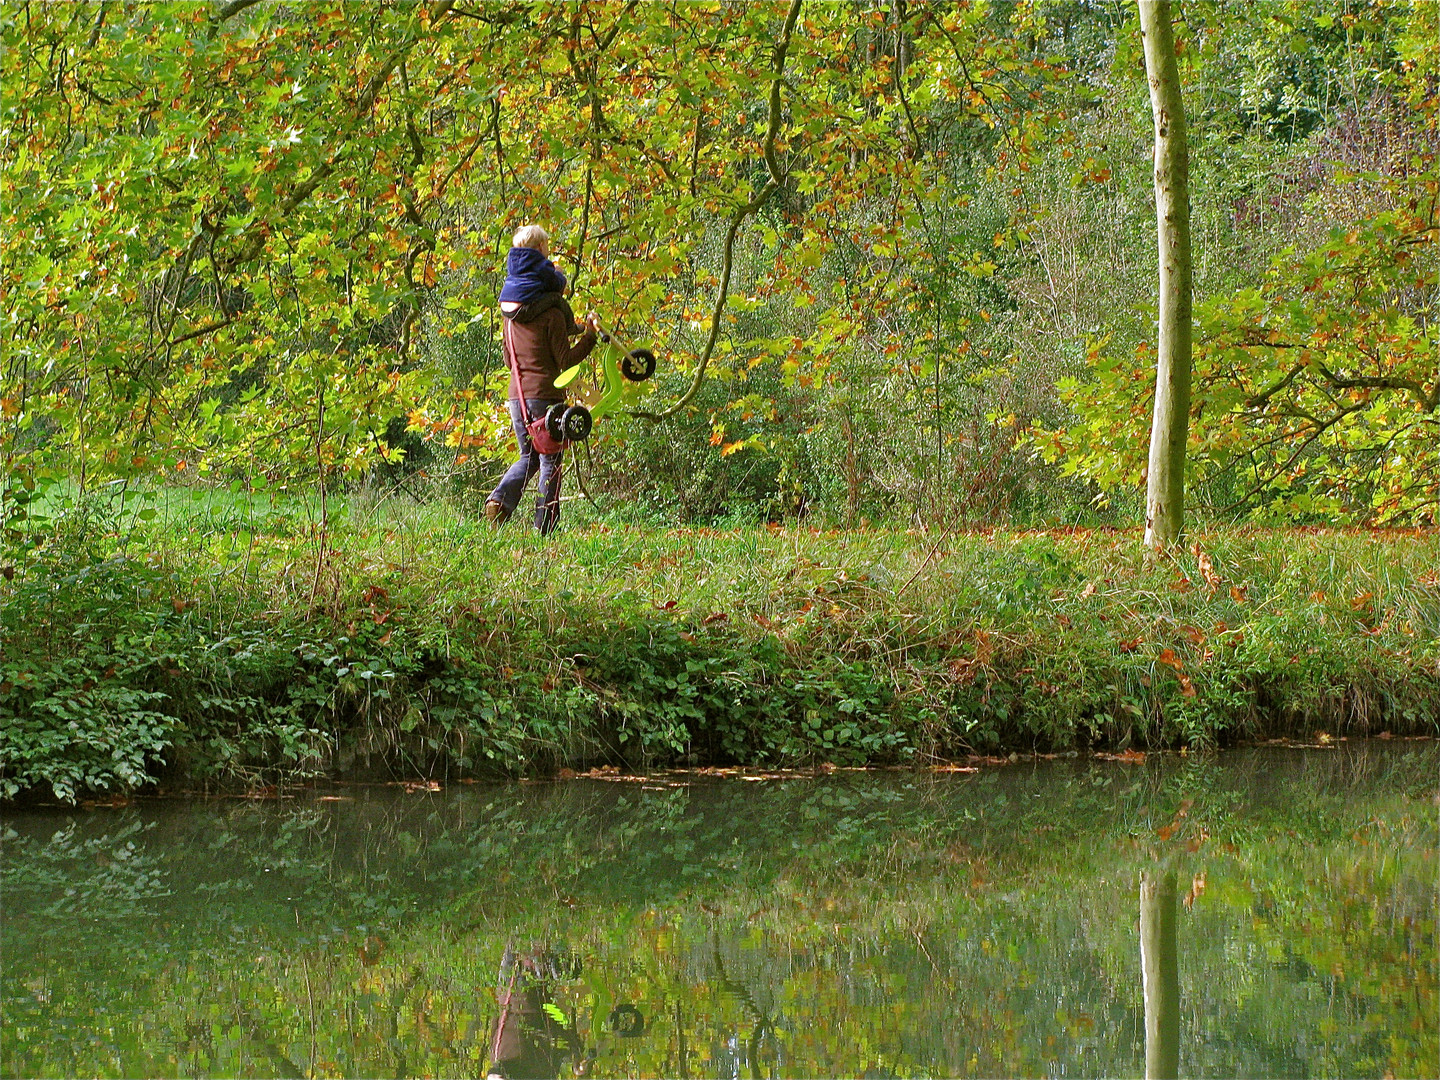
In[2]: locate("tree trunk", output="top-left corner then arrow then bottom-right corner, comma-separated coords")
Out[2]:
1139,0 -> 1193,552
1140,870 -> 1181,1079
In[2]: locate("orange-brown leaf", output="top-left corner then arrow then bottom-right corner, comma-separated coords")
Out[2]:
1197,551 -> 1221,589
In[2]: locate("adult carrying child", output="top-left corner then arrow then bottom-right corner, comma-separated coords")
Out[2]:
485,225 -> 598,534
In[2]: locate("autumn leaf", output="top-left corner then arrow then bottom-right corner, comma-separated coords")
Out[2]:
1229,584 -> 1248,603
1197,550 -> 1221,589
1157,648 -> 1185,672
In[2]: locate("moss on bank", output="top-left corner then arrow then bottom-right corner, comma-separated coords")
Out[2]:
3,514 -> 1437,802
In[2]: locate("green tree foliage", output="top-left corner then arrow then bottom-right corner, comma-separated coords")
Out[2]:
1038,1 -> 1438,526
2,0 -> 1070,525
2,1 -> 1435,528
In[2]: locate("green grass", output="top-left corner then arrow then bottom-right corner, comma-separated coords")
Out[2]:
3,489 -> 1438,801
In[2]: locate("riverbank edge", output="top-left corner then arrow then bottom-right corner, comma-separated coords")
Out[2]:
3,526 -> 1438,803
4,606 -> 1437,805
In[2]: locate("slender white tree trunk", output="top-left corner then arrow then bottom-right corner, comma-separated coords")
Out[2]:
1139,0 -> 1193,551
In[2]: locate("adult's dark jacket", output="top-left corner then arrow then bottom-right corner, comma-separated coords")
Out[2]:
502,294 -> 596,401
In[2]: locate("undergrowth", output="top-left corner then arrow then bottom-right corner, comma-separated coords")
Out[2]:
2,493 -> 1437,802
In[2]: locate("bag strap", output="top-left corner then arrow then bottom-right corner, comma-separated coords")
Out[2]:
500,316 -> 535,426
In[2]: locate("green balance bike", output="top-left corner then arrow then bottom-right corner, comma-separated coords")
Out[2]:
537,322 -> 656,445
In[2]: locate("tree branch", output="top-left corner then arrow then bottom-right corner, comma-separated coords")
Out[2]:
633,0 -> 803,421
1314,361 -> 1438,411
1244,362 -> 1304,409
207,0 -> 265,40
1219,400 -> 1370,513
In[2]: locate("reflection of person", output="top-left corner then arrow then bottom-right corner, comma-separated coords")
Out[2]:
486,943 -> 590,1079
485,226 -> 598,535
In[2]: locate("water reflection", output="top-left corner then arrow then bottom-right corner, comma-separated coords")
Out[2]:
488,944 -> 590,1079
2,744 -> 1435,1079
1140,871 -> 1179,1080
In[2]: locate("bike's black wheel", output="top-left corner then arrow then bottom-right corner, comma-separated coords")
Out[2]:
561,405 -> 593,441
620,348 -> 657,382
544,402 -> 567,443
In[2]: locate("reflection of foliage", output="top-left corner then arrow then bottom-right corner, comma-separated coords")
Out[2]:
2,746 -> 1435,1078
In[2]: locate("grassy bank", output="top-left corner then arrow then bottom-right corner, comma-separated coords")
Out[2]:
3,496 -> 1437,801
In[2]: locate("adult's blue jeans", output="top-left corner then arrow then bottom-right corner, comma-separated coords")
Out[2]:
488,398 -> 564,534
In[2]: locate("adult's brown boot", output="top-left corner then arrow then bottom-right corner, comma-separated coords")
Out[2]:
484,500 -> 510,525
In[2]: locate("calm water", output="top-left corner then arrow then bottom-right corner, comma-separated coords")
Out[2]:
2,745 -> 1435,1079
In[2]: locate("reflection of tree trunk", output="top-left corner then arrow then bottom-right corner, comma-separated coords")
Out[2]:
674,1000 -> 690,1080
1140,870 -> 1180,1080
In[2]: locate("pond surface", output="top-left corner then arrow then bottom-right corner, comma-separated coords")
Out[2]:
3,744 -> 1435,1079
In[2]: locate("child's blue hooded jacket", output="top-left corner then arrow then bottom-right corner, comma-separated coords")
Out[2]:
499,246 -> 567,304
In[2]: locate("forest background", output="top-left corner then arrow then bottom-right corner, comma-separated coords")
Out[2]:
2,0 -> 1437,802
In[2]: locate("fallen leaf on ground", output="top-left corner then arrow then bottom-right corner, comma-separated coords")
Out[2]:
1197,551 -> 1221,589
